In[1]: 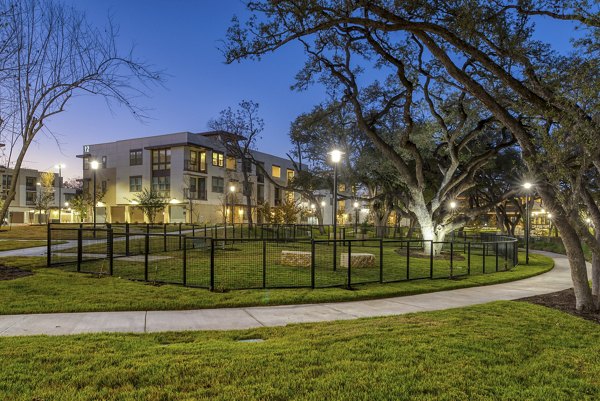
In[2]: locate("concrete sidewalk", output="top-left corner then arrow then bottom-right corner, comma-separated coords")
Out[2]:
0,251 -> 579,336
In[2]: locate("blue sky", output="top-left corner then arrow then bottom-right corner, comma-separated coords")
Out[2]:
24,1 -> 581,178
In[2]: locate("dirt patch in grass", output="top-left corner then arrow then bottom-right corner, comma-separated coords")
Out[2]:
0,265 -> 34,280
519,288 -> 600,325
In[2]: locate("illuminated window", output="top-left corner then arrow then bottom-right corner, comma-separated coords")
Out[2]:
286,169 -> 294,181
272,165 -> 281,178
212,151 -> 224,167
226,156 -> 237,170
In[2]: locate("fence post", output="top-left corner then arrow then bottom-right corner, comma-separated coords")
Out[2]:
210,239 -> 215,291
262,240 -> 267,289
183,236 -> 187,286
107,228 -> 114,276
347,241 -> 352,290
163,224 -> 167,252
450,242 -> 454,279
144,233 -> 149,281
46,224 -> 52,267
406,240 -> 410,280
125,222 -> 130,256
379,239 -> 384,283
77,228 -> 82,272
467,242 -> 471,275
333,236 -> 337,272
429,241 -> 434,279
504,242 -> 509,270
495,243 -> 499,272
311,240 -> 316,289
179,223 -> 182,250
482,243 -> 486,274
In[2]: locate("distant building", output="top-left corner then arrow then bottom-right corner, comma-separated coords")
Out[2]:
79,131 -> 337,224
0,167 -> 78,224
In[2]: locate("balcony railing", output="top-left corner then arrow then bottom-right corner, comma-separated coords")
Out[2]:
184,189 -> 207,201
184,159 -> 207,173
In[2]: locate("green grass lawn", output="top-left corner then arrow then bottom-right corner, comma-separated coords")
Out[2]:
0,225 -> 48,240
0,252 -> 552,314
0,302 -> 598,400
529,237 -> 592,261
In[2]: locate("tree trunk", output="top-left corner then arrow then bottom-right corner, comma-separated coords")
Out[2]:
242,172 -> 254,229
593,231 -> 600,309
554,215 -> 594,311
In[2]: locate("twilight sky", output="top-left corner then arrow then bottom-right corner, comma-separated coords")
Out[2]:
22,1 -> 580,179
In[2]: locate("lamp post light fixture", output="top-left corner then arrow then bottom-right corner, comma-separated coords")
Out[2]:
229,185 -> 236,225
90,160 -> 99,231
523,181 -> 533,264
328,149 -> 343,271
55,163 -> 65,223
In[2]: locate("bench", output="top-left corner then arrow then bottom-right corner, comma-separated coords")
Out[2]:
281,250 -> 311,267
340,253 -> 376,268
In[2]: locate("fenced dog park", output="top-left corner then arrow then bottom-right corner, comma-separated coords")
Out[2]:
47,223 -> 519,290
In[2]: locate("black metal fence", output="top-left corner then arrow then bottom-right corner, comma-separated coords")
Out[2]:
47,224 -> 519,291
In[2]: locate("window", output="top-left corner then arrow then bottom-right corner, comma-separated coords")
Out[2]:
101,181 -> 107,193
286,191 -> 294,202
286,169 -> 294,182
198,177 -> 207,200
83,157 -> 90,170
257,184 -> 264,203
2,175 -> 12,189
274,187 -> 282,206
129,176 -> 142,192
212,177 -> 224,193
338,183 -> 346,192
26,191 -> 36,205
257,162 -> 265,183
26,177 -> 37,191
151,176 -> 170,197
272,165 -> 281,178
187,150 -> 207,173
101,156 -> 107,169
187,177 -> 207,200
212,151 -> 224,167
226,156 -> 237,171
130,149 -> 143,166
152,148 -> 171,171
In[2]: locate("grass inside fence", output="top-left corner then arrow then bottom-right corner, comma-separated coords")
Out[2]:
0,302 -> 598,400
0,252 -> 550,314
56,238 -> 516,290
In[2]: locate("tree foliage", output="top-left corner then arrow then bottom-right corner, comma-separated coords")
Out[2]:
0,0 -> 162,223
223,0 -> 600,310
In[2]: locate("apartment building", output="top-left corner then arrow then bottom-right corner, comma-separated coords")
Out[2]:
0,167 -> 78,224
79,131 -> 331,224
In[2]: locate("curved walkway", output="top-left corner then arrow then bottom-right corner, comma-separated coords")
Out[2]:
0,251 -> 583,336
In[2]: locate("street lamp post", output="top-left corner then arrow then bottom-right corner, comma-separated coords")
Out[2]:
329,149 -> 343,271
229,184 -> 236,237
55,163 -> 65,223
523,182 -> 533,264
353,201 -> 359,233
91,160 -> 99,230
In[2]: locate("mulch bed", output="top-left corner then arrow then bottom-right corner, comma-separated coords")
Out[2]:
0,265 -> 34,280
518,288 -> 600,325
